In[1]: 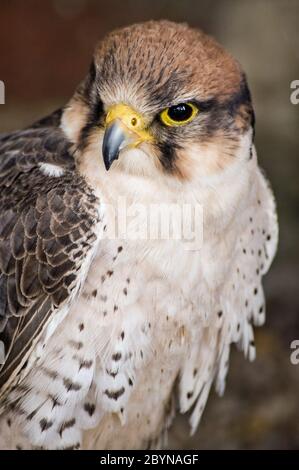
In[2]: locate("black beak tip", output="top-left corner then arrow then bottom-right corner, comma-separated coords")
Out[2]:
103,152 -> 119,171
104,160 -> 110,171
102,122 -> 126,171
102,138 -> 119,171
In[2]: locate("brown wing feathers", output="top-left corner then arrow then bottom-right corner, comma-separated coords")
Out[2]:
0,126 -> 101,396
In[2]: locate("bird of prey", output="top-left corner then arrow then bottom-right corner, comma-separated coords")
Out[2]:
0,21 -> 278,450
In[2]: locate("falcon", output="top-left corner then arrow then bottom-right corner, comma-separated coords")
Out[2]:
0,21 -> 278,450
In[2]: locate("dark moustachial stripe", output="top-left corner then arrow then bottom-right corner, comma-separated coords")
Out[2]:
157,141 -> 179,173
79,61 -> 105,149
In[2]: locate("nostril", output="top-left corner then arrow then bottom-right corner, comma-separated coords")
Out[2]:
131,117 -> 137,127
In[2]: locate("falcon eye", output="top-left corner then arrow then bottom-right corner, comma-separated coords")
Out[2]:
160,102 -> 198,127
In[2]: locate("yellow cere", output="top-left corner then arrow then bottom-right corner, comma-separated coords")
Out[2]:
105,103 -> 153,145
160,102 -> 198,127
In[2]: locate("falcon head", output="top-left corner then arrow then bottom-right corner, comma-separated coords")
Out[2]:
62,20 -> 254,182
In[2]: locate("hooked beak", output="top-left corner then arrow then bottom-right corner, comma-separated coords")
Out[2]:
102,104 -> 152,171
102,121 -> 127,171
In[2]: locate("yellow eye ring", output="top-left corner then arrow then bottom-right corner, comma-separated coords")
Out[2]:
160,102 -> 198,127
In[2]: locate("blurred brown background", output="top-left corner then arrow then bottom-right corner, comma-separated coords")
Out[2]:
0,0 -> 298,449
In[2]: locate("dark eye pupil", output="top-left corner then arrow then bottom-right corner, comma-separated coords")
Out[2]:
167,103 -> 193,122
